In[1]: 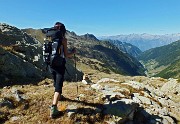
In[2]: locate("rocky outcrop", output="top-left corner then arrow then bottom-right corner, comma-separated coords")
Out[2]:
90,77 -> 180,124
81,33 -> 99,41
0,87 -> 29,110
0,75 -> 179,124
161,78 -> 180,95
0,47 -> 43,85
0,23 -> 83,86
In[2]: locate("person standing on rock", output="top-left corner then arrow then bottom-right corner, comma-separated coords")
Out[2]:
47,22 -> 76,118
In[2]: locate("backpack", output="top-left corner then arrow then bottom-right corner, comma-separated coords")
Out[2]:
43,28 -> 65,70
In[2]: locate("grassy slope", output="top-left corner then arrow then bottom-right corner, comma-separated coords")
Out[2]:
155,59 -> 180,79
138,40 -> 180,78
22,28 -> 45,44
138,40 -> 180,67
0,62 -> 133,124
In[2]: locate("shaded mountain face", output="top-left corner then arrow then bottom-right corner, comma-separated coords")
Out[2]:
138,40 -> 180,79
104,39 -> 142,58
64,31 -> 146,76
0,24 -> 40,46
99,33 -> 180,51
0,23 -> 45,85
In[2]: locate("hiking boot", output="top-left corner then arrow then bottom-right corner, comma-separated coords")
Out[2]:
50,105 -> 61,118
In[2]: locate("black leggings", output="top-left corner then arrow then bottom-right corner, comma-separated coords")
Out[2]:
50,66 -> 65,94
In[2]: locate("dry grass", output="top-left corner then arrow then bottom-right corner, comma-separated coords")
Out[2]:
0,79 -> 108,124
0,44 -> 24,59
0,45 -> 14,53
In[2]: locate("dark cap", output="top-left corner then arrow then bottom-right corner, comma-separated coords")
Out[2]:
54,22 -> 62,27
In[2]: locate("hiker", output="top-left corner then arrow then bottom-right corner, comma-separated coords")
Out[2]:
49,22 -> 76,118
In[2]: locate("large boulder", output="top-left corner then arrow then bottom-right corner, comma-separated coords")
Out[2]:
161,78 -> 180,95
103,99 -> 139,123
0,47 -> 43,86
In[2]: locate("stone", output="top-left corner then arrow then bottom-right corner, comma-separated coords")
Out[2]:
91,84 -> 103,90
11,116 -> 20,121
67,111 -> 76,118
97,78 -> 119,84
82,79 -> 88,84
162,115 -> 176,124
103,99 -> 138,119
105,121 -> 116,124
122,81 -> 145,90
132,93 -> 152,105
66,105 -> 78,118
161,78 -> 180,95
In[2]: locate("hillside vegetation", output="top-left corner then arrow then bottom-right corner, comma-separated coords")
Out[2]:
138,40 -> 180,79
155,59 -> 180,79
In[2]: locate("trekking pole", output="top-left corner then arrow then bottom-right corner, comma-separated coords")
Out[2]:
74,53 -> 79,100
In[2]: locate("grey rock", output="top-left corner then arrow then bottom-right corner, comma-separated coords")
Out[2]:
103,99 -> 139,119
97,78 -> 119,84
132,93 -> 152,105
66,105 -> 78,118
162,115 -> 176,124
91,84 -> 103,90
11,116 -> 20,121
0,98 -> 15,109
122,81 -> 145,90
161,78 -> 180,95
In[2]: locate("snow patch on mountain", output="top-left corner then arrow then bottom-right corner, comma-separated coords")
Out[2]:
98,33 -> 180,51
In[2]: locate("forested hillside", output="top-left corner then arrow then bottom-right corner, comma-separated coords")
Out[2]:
138,40 -> 180,79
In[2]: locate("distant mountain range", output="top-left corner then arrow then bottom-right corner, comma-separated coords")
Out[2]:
138,40 -> 180,79
98,33 -> 180,51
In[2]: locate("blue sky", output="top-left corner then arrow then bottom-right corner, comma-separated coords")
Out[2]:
0,0 -> 180,36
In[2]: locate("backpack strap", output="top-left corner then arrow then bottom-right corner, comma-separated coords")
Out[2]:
55,38 -> 62,55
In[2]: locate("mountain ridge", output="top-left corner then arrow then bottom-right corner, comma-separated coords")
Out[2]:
99,33 -> 180,51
